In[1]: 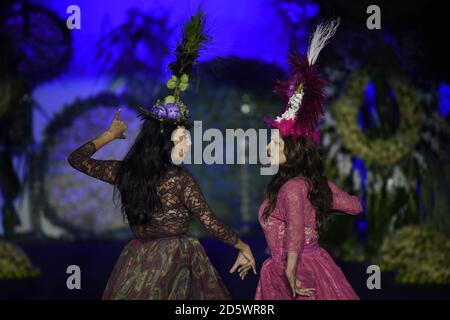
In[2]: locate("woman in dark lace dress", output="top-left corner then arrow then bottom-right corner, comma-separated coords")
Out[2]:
68,109 -> 256,299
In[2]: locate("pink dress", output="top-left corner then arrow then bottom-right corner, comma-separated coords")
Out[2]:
255,177 -> 363,300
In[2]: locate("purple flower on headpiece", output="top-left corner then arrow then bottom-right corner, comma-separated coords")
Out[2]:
165,103 -> 182,120
152,104 -> 167,119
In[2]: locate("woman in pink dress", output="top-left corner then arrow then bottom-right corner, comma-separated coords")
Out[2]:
231,19 -> 362,299
253,133 -> 362,300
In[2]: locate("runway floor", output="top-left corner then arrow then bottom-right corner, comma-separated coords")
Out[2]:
1,237 -> 449,299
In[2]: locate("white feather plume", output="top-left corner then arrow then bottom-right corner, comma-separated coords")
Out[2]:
307,18 -> 341,65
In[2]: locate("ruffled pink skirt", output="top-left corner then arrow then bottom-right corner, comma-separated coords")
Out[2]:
255,246 -> 359,300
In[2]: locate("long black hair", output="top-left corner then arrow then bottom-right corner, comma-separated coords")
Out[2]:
113,116 -> 182,225
262,136 -> 332,233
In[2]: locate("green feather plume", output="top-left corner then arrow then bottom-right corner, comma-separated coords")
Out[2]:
168,7 -> 211,77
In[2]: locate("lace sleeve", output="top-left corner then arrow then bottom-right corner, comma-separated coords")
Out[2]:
180,169 -> 239,247
328,180 -> 363,215
67,141 -> 121,185
280,179 -> 306,253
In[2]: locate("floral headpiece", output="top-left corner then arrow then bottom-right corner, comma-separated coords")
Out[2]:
264,19 -> 340,145
140,8 -> 210,126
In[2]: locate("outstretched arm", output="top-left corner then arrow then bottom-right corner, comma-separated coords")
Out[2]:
67,109 -> 127,185
181,170 -> 240,246
328,180 -> 363,215
180,169 -> 256,274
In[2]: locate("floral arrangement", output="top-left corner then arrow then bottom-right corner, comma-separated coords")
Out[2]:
377,225 -> 450,284
321,68 -> 450,256
332,71 -> 422,166
144,8 -> 210,124
265,19 -> 340,145
275,84 -> 304,122
150,97 -> 190,122
35,93 -> 142,237
264,54 -> 326,145
331,70 -> 422,167
44,106 -> 139,234
150,74 -> 190,121
0,240 -> 40,279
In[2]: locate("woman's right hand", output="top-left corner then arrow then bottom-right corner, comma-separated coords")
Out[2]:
285,269 -> 315,297
229,241 -> 257,279
106,109 -> 128,139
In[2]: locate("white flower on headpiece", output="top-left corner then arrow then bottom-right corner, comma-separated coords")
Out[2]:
275,87 -> 304,122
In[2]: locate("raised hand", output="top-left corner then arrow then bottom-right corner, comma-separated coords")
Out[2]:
106,109 -> 128,139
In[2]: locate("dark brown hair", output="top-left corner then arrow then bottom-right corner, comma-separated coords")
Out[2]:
262,136 -> 333,233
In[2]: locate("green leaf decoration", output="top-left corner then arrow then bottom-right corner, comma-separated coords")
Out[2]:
164,95 -> 175,104
166,75 -> 178,90
179,73 -> 189,91
166,74 -> 190,91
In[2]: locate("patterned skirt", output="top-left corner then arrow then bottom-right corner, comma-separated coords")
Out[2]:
102,236 -> 231,300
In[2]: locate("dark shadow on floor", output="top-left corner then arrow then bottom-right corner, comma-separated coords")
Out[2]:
1,238 -> 449,299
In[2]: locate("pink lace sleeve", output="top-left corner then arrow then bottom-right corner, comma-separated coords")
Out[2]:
280,179 -> 307,253
328,180 -> 363,215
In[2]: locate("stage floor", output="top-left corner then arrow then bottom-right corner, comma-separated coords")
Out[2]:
1,238 -> 449,299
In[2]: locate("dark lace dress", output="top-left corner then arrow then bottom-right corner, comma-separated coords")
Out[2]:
68,142 -> 239,299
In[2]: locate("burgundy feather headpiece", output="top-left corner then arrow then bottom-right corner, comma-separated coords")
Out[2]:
265,19 -> 340,145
